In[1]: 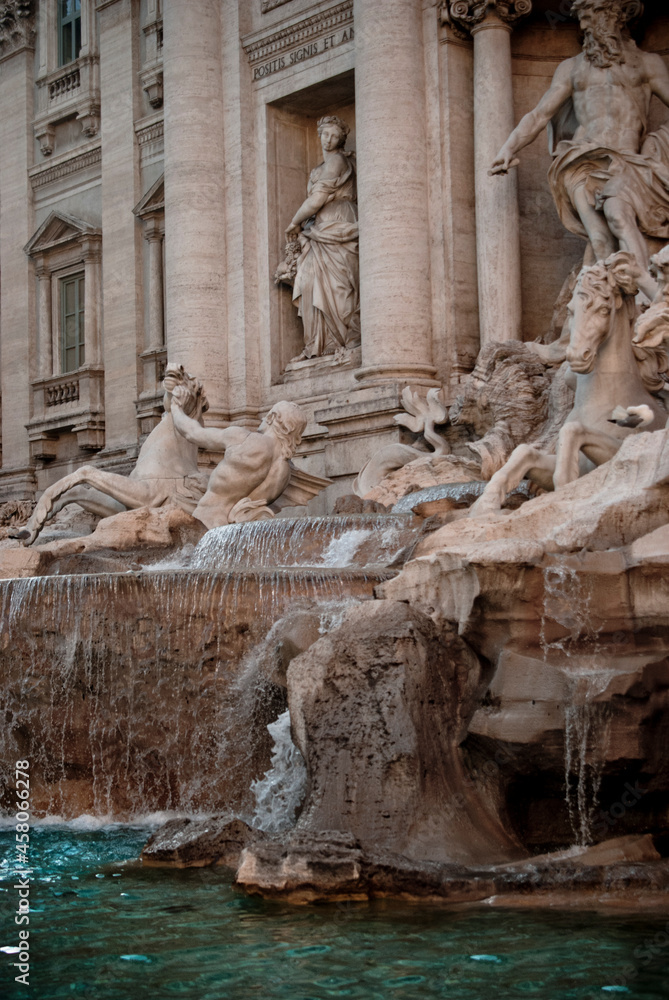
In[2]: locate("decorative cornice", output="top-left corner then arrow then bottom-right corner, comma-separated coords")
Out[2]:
262,0 -> 295,11
29,144 -> 101,189
243,0 -> 353,66
0,0 -> 34,56
443,0 -> 532,34
136,119 -> 164,146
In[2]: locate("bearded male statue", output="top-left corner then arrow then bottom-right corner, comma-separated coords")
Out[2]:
490,0 -> 669,300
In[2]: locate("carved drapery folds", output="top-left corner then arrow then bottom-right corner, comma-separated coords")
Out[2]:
0,0 -> 34,54
276,115 -> 361,369
443,0 -> 532,33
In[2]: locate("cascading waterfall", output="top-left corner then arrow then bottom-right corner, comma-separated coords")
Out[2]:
190,514 -> 415,571
0,519 -> 399,821
250,710 -> 307,833
563,672 -> 614,846
541,560 -> 614,846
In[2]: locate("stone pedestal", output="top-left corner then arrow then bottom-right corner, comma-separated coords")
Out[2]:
353,0 -> 436,384
163,0 -> 228,421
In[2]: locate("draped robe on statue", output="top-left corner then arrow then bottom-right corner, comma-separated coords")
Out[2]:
547,102 -> 669,243
292,153 -> 361,358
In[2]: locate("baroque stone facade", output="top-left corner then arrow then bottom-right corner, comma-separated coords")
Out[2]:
0,0 -> 667,509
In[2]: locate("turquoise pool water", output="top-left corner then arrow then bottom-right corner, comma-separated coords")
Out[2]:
1,824 -> 668,1000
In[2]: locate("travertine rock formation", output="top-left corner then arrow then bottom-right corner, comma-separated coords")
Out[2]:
236,601 -> 524,898
142,816 -> 258,869
0,505 -> 206,578
236,426 -> 669,900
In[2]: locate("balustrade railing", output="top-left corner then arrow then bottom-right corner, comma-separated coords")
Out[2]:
46,378 -> 80,407
49,67 -> 81,102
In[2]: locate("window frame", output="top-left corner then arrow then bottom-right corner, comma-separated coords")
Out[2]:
57,0 -> 82,67
59,271 -> 86,374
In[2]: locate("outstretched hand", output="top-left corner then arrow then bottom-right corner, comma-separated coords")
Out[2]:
489,151 -> 520,176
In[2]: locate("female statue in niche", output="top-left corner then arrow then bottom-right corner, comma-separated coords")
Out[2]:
275,115 -> 360,363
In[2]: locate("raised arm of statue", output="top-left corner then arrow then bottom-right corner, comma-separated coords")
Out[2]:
490,59 -> 575,174
170,391 -> 249,453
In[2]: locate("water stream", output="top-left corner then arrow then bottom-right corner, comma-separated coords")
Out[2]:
541,560 -> 614,846
250,709 -> 307,833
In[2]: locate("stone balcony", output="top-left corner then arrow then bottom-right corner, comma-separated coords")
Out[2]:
33,55 -> 101,155
28,368 -> 105,462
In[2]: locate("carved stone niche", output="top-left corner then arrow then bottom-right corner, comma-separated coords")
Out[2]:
133,174 -> 167,438
24,211 -> 104,463
267,70 -> 356,382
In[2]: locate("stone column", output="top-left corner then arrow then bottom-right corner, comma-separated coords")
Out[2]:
36,265 -> 53,379
97,0 -> 142,452
447,0 -> 531,345
82,238 -> 102,366
146,229 -> 165,350
354,0 -> 436,384
163,0 -> 227,420
0,10 -> 36,497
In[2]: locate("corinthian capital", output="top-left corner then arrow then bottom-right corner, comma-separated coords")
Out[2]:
0,0 -> 34,55
443,0 -> 532,34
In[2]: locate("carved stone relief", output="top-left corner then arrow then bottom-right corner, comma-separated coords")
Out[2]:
443,0 -> 532,33
0,0 -> 34,54
261,0 -> 295,11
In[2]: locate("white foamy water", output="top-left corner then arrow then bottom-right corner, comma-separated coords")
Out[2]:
251,710 -> 307,834
0,810 -> 203,831
317,598 -> 360,634
140,545 -> 196,572
319,528 -> 372,567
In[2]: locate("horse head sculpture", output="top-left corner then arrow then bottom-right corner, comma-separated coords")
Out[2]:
566,251 -> 639,374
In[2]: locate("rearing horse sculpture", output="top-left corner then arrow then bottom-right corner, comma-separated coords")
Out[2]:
15,365 -> 209,545
470,252 -> 668,517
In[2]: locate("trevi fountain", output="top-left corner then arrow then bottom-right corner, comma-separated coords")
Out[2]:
2,0 -> 669,998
